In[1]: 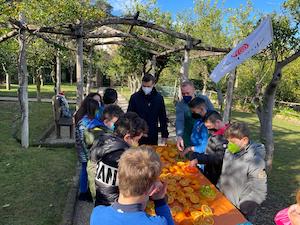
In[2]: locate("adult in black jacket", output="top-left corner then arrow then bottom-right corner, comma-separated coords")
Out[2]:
187,111 -> 228,185
127,73 -> 169,145
89,112 -> 148,206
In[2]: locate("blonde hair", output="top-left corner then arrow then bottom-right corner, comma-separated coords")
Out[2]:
118,146 -> 161,197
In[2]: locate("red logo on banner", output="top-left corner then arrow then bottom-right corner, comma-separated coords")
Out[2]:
231,44 -> 249,57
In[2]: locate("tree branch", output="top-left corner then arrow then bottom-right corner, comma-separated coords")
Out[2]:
0,30 -> 18,43
279,49 -> 300,68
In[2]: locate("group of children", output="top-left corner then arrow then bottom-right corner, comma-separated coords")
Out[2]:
73,86 -> 269,225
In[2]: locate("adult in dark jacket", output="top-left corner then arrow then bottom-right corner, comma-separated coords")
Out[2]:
187,111 -> 228,185
89,112 -> 148,206
127,73 -> 168,145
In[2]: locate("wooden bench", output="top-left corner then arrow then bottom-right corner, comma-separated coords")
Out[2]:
52,96 -> 74,139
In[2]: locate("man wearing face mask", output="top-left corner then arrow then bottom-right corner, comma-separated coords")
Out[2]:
127,73 -> 168,145
176,81 -> 214,151
89,112 -> 148,206
217,122 -> 267,223
188,111 -> 228,185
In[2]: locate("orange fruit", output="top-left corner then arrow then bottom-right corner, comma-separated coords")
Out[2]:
175,212 -> 186,223
183,187 -> 194,193
168,195 -> 174,204
179,179 -> 190,187
201,205 -> 213,216
184,166 -> 198,174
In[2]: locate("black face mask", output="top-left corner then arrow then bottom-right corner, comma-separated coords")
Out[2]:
192,113 -> 202,119
208,128 -> 218,133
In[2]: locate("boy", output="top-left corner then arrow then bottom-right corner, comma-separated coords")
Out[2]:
89,112 -> 148,206
180,97 -> 209,171
85,105 -> 124,199
188,111 -> 228,185
90,146 -> 174,225
218,122 -> 267,223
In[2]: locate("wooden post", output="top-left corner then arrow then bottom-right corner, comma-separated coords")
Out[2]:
36,68 -> 41,102
223,69 -> 236,123
151,55 -> 156,77
76,22 -> 84,108
86,47 -> 93,95
2,63 -> 10,90
17,13 -> 29,148
56,50 -> 61,94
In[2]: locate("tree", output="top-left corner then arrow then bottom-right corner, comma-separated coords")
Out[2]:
254,5 -> 300,171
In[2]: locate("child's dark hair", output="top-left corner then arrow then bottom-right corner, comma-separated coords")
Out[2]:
85,98 -> 100,120
225,122 -> 250,139
101,105 -> 124,121
142,73 -> 156,83
114,112 -> 148,138
103,88 -> 118,105
188,97 -> 207,109
74,92 -> 101,124
204,110 -> 222,123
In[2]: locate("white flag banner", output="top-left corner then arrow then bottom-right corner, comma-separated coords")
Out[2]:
210,16 -> 273,83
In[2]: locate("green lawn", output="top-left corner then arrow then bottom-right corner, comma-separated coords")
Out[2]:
0,101 -> 77,225
0,84 -> 78,99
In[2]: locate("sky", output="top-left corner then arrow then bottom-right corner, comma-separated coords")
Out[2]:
107,0 -> 284,20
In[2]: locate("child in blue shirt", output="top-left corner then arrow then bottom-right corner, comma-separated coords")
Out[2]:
181,97 -> 209,171
90,146 -> 174,225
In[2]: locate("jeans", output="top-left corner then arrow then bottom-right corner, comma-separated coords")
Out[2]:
79,162 -> 88,193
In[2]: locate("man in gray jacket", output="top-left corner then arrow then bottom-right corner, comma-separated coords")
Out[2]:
218,122 -> 267,223
176,81 -> 214,150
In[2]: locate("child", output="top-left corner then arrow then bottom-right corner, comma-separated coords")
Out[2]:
218,122 -> 267,223
89,112 -> 148,206
181,97 -> 209,171
275,189 -> 300,225
188,111 -> 228,185
74,98 -> 99,201
90,146 -> 174,225
85,105 -> 124,200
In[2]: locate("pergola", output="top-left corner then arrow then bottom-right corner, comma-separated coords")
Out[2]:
0,13 -> 230,148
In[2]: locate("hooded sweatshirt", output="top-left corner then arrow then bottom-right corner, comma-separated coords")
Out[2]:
217,142 -> 267,209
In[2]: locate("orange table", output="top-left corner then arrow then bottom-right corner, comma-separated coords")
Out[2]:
150,145 -> 247,225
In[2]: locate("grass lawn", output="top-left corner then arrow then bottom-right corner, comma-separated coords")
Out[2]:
0,101 -> 77,225
0,83 -> 78,99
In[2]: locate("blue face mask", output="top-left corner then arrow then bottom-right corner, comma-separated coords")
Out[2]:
110,123 -> 115,131
183,96 -> 192,104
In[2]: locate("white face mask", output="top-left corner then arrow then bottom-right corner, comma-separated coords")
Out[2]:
142,86 -> 153,95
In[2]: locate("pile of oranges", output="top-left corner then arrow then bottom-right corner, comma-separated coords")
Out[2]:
145,145 -> 215,225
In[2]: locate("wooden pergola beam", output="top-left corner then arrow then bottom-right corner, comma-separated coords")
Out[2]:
0,30 -> 18,43
84,31 -> 174,50
84,17 -> 201,43
89,41 -> 159,55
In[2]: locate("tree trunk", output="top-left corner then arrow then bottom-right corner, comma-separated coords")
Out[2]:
223,69 -> 236,123
17,14 -> 29,149
2,63 -> 10,90
257,65 -> 282,172
56,50 -> 61,95
180,49 -> 190,82
202,71 -> 208,95
36,69 -> 41,102
86,47 -> 93,95
76,23 -> 84,108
